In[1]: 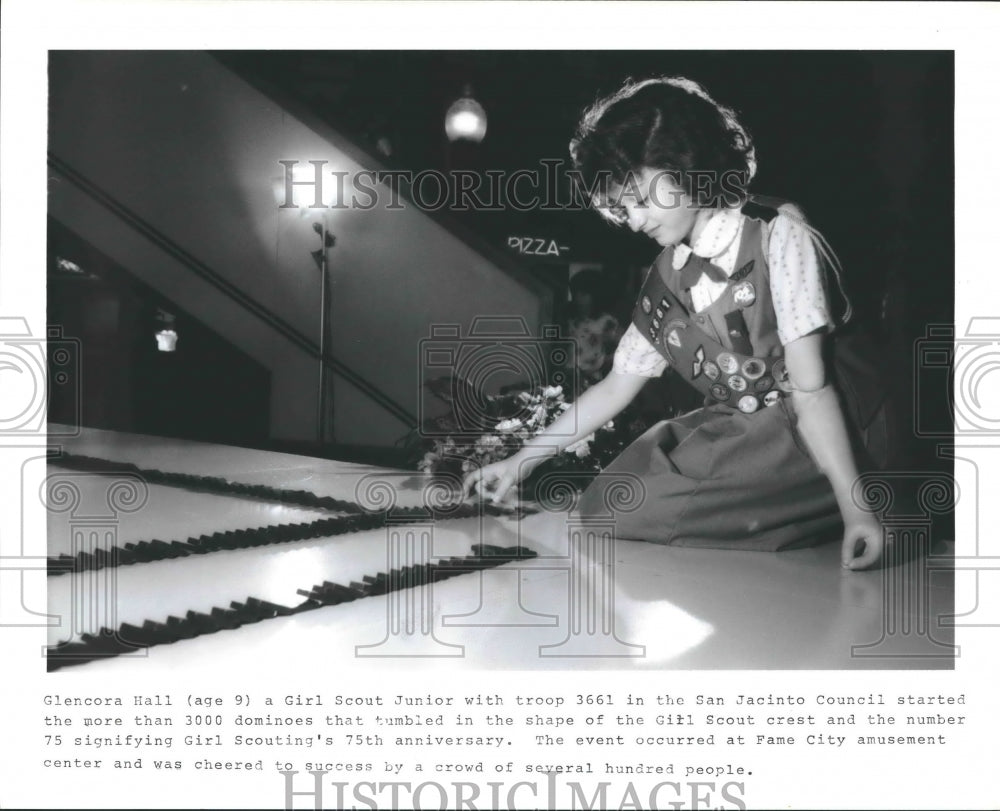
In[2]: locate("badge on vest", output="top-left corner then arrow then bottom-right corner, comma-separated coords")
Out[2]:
710,383 -> 730,401
730,260 -> 755,282
772,358 -> 793,392
733,280 -> 756,308
630,258 -> 786,412
717,352 -> 739,375
741,358 -> 766,380
691,345 -> 706,379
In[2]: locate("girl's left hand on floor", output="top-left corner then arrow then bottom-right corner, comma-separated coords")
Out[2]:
841,517 -> 885,570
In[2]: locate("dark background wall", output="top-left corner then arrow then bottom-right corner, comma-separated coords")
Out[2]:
47,218 -> 271,444
50,51 -> 953,464
222,51 -> 952,305
47,50 -> 549,449
224,50 -> 955,467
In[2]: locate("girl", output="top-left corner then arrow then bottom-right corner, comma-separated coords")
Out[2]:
463,76 -> 887,570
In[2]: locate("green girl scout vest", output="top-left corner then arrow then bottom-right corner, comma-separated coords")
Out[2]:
630,197 -> 892,467
632,200 -> 791,415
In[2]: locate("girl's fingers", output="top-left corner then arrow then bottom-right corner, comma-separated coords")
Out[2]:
493,473 -> 516,504
463,464 -> 518,503
840,535 -> 859,568
850,540 -> 881,570
462,470 -> 482,500
492,481 -> 507,503
843,529 -> 882,570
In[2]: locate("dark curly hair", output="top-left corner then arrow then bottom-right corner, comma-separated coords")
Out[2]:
569,77 -> 756,224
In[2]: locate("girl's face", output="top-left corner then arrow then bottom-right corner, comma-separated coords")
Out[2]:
612,167 -> 704,248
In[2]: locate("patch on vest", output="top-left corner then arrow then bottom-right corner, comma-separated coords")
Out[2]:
733,280 -> 756,308
691,345 -> 706,379
717,352 -> 739,375
772,358 -> 793,392
710,383 -> 730,401
730,260 -> 755,282
727,375 -> 748,393
741,358 -> 766,380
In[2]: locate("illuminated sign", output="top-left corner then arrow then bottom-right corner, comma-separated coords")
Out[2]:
507,237 -> 569,257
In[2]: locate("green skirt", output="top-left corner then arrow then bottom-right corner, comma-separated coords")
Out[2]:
577,397 -> 842,551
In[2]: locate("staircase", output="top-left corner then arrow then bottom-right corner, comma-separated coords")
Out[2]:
48,51 -> 552,450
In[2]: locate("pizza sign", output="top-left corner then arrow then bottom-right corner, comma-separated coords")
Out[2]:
507,237 -> 569,257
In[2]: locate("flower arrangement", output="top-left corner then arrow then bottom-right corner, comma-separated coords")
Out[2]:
401,376 -> 655,497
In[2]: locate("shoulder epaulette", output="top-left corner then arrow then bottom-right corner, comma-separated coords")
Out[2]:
741,195 -> 807,225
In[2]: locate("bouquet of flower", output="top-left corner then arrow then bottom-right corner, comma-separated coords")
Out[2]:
401,376 -> 654,497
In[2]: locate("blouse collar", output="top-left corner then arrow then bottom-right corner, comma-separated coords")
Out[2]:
671,207 -> 743,271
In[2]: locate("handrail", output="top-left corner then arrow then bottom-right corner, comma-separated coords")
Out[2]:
48,152 -> 417,428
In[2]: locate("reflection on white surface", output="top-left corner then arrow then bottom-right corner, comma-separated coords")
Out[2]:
264,544 -> 330,597
612,599 -> 715,666
46,479 -> 337,557
48,428 -> 955,672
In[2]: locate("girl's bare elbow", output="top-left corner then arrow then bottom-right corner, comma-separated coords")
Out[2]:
788,366 -> 827,393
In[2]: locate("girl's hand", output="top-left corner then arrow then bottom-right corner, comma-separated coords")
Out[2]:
462,456 -> 526,504
841,516 -> 886,570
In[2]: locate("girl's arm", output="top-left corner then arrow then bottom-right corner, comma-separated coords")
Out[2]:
522,369 -> 647,465
784,333 -> 883,569
462,370 -> 648,502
